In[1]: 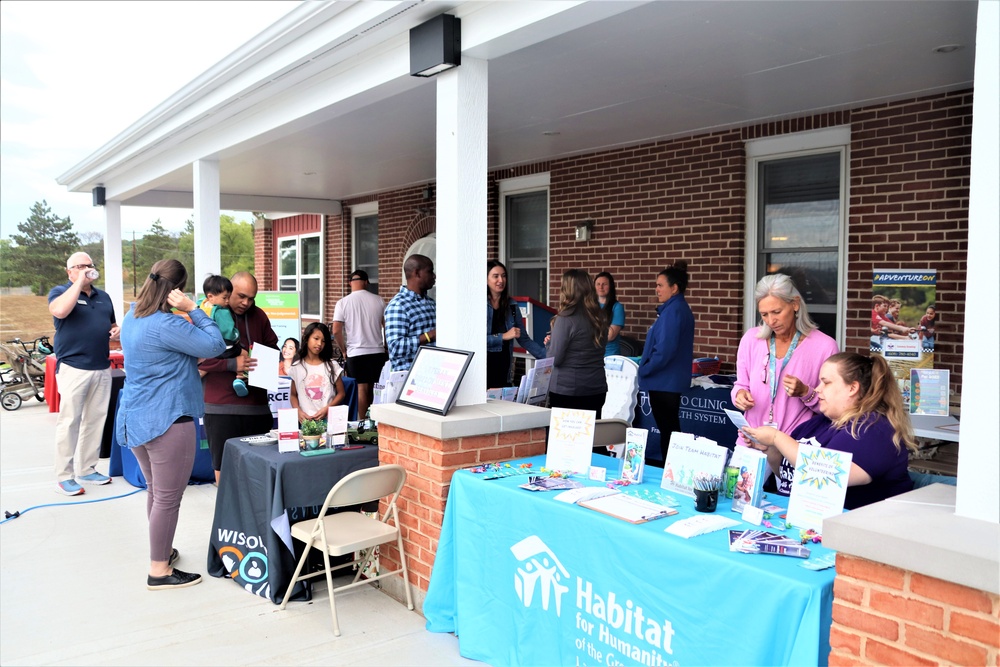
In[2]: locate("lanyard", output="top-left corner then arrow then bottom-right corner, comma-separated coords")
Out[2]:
768,331 -> 801,422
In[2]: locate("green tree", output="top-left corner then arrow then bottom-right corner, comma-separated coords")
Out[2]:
220,215 -> 255,278
136,219 -> 178,273
7,201 -> 81,295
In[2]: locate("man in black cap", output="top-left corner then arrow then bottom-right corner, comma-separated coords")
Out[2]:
332,269 -> 387,420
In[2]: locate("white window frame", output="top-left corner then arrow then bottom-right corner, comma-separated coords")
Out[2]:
351,201 -> 379,292
499,172 -> 550,303
277,232 -> 323,319
744,127 -> 851,345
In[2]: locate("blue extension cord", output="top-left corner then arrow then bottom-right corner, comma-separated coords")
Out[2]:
2,487 -> 145,525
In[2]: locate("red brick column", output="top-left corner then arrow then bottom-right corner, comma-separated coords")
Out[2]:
829,554 -> 1000,666
375,425 -> 547,595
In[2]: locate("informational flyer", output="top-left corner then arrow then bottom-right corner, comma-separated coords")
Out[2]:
248,343 -> 279,391
545,407 -> 596,474
659,432 -> 727,498
909,368 -> 950,416
785,441 -> 852,532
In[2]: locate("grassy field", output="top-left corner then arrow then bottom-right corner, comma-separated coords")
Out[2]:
0,294 -> 127,349
0,294 -> 56,342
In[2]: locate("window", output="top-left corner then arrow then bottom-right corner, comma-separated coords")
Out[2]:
278,234 -> 322,318
352,202 -> 379,295
746,128 -> 849,343
500,174 -> 549,304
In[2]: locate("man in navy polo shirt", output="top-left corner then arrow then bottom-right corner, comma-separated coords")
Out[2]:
48,252 -> 120,496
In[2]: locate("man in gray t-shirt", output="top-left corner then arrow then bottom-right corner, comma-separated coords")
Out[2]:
332,269 -> 387,420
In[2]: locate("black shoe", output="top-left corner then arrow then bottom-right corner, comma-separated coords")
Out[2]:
147,568 -> 202,590
168,548 -> 179,567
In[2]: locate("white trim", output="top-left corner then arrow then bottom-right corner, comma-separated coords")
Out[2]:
745,126 -> 851,158
277,232 -> 323,319
498,172 -> 550,303
351,201 -> 379,217
498,172 -> 550,194
351,204 -> 379,287
743,130 -> 850,344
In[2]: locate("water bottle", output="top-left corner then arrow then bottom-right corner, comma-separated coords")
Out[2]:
86,269 -> 100,281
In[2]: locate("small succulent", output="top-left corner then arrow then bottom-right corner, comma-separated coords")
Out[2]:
300,419 -> 326,436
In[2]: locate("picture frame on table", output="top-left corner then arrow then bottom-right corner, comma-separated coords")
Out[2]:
395,346 -> 474,416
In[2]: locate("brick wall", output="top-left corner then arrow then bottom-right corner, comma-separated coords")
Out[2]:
375,424 -> 547,595
830,554 -> 1000,666
253,220 -> 273,290
256,89 -> 971,393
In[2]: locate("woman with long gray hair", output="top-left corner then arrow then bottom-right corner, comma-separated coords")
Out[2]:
731,273 -> 839,491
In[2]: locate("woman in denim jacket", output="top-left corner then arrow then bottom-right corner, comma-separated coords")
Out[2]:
115,259 -> 226,591
486,260 -> 546,388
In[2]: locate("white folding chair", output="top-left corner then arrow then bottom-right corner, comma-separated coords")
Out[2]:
279,464 -> 414,636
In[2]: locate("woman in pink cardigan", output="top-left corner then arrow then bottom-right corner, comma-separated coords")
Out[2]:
731,274 -> 839,490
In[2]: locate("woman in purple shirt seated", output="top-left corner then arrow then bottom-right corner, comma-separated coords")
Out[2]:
743,352 -> 916,509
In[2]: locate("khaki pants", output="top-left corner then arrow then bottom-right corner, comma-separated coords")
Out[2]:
54,364 -> 111,481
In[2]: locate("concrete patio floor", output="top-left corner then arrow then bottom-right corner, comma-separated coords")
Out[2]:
0,401 -> 481,666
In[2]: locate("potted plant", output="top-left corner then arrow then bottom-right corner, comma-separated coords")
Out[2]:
300,419 -> 326,450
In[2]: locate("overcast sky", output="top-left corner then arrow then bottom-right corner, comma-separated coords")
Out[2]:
0,0 -> 297,241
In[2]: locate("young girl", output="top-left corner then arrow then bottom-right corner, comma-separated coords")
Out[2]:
287,322 -> 347,424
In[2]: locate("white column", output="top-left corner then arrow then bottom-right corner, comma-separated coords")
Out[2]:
435,57 -> 488,406
102,201 -> 124,323
956,0 -> 999,524
193,159 -> 222,286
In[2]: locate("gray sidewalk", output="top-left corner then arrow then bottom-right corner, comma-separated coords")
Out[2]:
0,402 -> 479,666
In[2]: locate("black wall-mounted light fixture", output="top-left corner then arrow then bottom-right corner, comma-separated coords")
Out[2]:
410,14 -> 461,77
92,186 -> 106,207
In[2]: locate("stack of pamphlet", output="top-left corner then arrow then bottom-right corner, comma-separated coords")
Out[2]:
728,529 -> 811,558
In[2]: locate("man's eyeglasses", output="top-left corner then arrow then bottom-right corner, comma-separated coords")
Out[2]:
70,263 -> 95,270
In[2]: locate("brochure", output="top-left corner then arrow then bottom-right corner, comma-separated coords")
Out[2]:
618,428 -> 648,484
659,432 -> 728,498
785,441 -> 852,532
525,357 -> 554,406
727,446 -> 767,513
545,407 -> 596,474
277,407 -> 299,453
665,514 -> 740,539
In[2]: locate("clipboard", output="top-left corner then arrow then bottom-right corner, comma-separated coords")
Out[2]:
578,492 -> 677,524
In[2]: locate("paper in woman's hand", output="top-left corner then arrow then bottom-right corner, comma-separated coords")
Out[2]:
724,408 -> 760,444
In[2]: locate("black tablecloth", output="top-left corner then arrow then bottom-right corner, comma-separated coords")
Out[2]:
206,438 -> 379,603
99,370 -> 126,459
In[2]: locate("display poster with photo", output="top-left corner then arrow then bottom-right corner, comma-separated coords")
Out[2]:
256,291 -> 301,351
870,270 -> 937,404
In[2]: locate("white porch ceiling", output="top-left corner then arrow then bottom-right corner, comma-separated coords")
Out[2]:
63,1 -> 978,209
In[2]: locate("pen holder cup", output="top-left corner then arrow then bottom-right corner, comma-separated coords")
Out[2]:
694,488 -> 719,513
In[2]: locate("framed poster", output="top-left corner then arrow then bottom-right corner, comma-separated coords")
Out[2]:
395,347 -> 474,416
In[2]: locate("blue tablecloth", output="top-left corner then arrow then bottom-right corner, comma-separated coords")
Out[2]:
108,396 -> 214,488
424,454 -> 835,666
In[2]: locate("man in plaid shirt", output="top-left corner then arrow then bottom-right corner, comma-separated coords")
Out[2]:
384,254 -> 436,371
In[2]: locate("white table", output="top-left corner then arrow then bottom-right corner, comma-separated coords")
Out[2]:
910,414 -> 960,442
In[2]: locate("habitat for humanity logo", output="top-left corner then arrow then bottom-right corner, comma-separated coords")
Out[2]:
511,535 -> 570,616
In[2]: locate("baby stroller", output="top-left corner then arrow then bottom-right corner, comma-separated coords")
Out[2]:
1,337 -> 50,411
